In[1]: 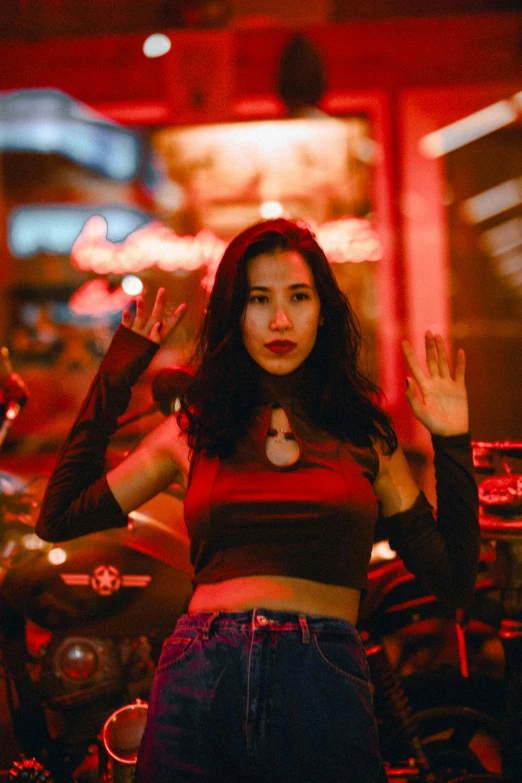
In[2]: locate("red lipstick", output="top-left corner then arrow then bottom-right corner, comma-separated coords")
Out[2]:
265,340 -> 296,354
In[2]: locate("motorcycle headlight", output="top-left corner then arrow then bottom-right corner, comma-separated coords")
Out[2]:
40,636 -> 122,705
57,639 -> 100,683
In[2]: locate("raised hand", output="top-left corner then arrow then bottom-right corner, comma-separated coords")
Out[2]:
402,331 -> 469,436
122,287 -> 187,345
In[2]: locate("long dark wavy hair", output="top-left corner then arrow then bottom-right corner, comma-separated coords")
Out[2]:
177,218 -> 397,457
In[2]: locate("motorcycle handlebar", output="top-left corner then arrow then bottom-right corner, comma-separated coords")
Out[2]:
472,440 -> 522,457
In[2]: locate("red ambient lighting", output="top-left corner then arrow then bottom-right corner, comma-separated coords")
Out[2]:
69,279 -> 132,317
71,216 -> 382,291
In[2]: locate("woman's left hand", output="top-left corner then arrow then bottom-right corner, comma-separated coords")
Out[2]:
402,331 -> 469,436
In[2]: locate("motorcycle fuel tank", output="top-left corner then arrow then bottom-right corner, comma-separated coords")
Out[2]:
2,514 -> 194,635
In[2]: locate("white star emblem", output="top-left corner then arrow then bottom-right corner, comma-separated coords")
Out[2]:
91,565 -> 122,596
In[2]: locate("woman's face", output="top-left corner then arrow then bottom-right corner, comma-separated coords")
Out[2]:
241,249 -> 322,375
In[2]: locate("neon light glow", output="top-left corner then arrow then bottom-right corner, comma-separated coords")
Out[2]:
22,534 -> 46,551
48,548 -> 67,566
121,275 -> 144,296
5,405 -> 18,421
419,91 -> 521,158
481,218 -> 522,257
69,279 -> 133,317
260,201 -> 284,219
71,216 -> 382,290
461,178 -> 522,224
9,205 -> 151,258
0,90 -> 143,180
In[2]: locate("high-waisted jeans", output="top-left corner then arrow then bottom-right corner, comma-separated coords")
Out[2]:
134,610 -> 383,782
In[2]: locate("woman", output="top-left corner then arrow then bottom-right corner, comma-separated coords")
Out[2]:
36,219 -> 479,783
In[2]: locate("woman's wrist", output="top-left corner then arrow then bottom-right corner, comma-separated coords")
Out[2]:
114,324 -> 157,346
101,324 -> 159,388
431,431 -> 471,445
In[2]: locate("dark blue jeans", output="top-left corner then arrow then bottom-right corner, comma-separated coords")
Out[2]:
134,610 -> 383,782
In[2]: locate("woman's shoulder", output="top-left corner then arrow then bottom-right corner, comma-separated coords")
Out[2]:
371,438 -> 420,515
371,435 -> 405,476
139,413 -> 191,476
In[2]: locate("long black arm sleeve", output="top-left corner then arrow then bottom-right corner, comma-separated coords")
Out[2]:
383,433 -> 480,609
35,326 -> 159,542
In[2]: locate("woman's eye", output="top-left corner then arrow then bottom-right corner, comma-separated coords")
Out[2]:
249,294 -> 269,304
292,292 -> 311,301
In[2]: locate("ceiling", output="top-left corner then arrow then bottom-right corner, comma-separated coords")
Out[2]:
0,0 -> 519,40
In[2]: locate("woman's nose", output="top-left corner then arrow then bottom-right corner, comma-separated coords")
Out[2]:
270,307 -> 292,331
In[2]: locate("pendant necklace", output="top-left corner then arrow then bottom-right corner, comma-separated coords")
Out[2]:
267,428 -> 296,443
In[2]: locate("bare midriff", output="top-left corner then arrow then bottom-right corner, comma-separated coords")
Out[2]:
188,575 -> 361,625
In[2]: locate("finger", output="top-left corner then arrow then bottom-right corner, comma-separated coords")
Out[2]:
149,303 -> 188,344
148,321 -> 163,344
147,287 -> 167,331
163,302 -> 188,338
405,376 -> 424,416
401,340 -> 428,390
454,347 -> 466,385
425,331 -> 441,378
121,308 -> 133,329
150,286 -> 167,322
433,334 -> 451,378
146,289 -> 168,342
170,301 -> 188,327
133,294 -> 148,330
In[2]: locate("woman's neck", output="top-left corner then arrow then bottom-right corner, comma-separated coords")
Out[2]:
259,364 -> 307,406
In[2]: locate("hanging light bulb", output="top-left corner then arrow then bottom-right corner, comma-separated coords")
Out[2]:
143,34 -> 172,59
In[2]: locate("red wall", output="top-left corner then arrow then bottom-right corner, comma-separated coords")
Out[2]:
1,13 -> 521,124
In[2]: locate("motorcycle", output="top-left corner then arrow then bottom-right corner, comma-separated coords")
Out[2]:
0,474 -> 193,782
360,541 -> 504,782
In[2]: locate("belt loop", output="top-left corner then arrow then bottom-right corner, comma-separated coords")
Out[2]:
201,611 -> 219,641
299,614 -> 310,644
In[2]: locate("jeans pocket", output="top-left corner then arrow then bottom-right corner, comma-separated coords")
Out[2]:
155,633 -> 199,674
311,632 -> 371,688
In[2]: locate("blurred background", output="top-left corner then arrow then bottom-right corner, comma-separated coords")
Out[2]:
0,0 -> 521,468
0,3 -> 521,781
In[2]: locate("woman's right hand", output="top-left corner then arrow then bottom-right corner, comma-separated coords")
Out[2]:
122,287 -> 187,345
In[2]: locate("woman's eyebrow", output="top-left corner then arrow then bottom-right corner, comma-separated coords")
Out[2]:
248,282 -> 313,290
247,282 -> 315,294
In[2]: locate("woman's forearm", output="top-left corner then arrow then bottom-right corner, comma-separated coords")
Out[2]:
36,326 -> 158,542
384,433 -> 480,609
